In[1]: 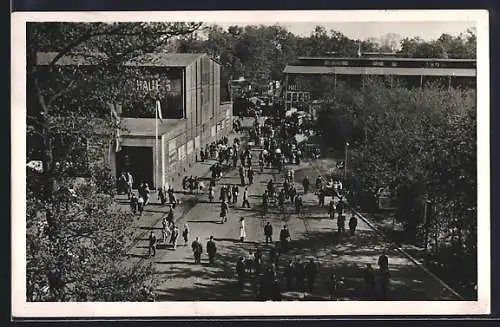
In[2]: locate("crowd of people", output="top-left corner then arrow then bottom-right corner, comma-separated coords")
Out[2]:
124,115 -> 393,301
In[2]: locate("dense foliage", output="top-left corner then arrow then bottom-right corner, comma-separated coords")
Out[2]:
26,22 -> 201,301
175,24 -> 476,95
316,79 -> 477,297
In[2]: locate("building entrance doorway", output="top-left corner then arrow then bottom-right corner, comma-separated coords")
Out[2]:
116,146 -> 154,189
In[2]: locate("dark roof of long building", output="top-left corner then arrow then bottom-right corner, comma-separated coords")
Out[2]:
36,52 -> 208,67
297,56 -> 476,62
283,65 -> 476,77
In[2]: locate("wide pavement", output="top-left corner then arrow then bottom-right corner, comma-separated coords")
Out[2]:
119,121 -> 460,301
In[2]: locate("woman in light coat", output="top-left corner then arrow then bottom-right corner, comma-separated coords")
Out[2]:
239,217 -> 246,242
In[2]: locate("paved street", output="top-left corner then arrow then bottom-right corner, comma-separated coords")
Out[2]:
118,128 -> 460,301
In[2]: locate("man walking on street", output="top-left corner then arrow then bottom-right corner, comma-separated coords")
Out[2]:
279,225 -> 291,253
305,258 -> 318,292
349,215 -> 358,236
328,200 -> 335,219
378,250 -> 390,300
232,185 -> 239,205
148,231 -> 157,258
337,215 -> 346,235
207,236 -> 217,265
239,166 -> 245,186
247,167 -> 255,185
191,237 -> 203,264
302,176 -> 310,194
264,222 -> 273,244
242,187 -> 250,208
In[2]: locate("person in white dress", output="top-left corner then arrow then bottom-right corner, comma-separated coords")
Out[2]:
239,217 -> 246,242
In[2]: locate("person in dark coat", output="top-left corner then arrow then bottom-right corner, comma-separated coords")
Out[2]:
270,279 -> 282,301
264,222 -> 273,244
305,258 -> 318,292
191,237 -> 203,264
232,185 -> 239,205
279,225 -> 290,252
294,260 -> 305,292
328,200 -> 335,219
247,167 -> 255,185
130,193 -> 138,214
349,215 -> 358,236
239,166 -> 245,186
206,236 -> 217,265
336,200 -> 344,218
302,177 -> 310,194
337,215 -> 346,234
200,149 -> 205,162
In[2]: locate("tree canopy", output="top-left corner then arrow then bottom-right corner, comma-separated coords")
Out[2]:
26,22 -> 201,301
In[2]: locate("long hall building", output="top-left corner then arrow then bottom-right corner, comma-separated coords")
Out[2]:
282,56 -> 476,113
35,52 -> 232,190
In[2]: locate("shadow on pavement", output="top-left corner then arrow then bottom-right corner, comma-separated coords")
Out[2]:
152,225 -> 457,301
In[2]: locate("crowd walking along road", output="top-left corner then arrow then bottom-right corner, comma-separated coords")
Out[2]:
117,116 -> 461,301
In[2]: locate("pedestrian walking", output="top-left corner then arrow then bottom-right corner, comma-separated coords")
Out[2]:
337,215 -> 346,234
262,190 -> 269,215
220,200 -> 228,224
279,225 -> 291,253
167,207 -> 174,225
143,183 -> 150,205
170,224 -> 179,249
161,216 -> 170,244
200,149 -> 205,162
206,236 -> 217,265
182,223 -> 189,246
328,273 -> 338,300
305,258 -> 318,292
264,222 -> 273,244
232,185 -> 239,205
191,237 -> 203,264
336,200 -> 344,219
130,193 -> 138,214
126,172 -> 133,199
295,260 -> 305,292
302,176 -> 310,194
328,200 -> 335,219
349,215 -> 358,236
318,187 -> 325,207
239,217 -> 246,242
270,278 -> 282,301
208,185 -> 214,202
158,187 -> 167,205
242,187 -> 250,208
247,167 -> 254,185
137,196 -> 145,216
148,231 -> 157,257
378,251 -> 389,271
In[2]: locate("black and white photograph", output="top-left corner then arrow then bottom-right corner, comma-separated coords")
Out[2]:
12,10 -> 490,317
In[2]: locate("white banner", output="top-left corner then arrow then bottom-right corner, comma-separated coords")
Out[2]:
187,140 -> 194,155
